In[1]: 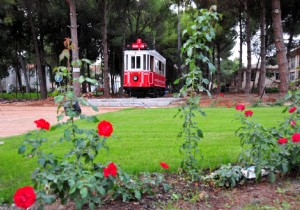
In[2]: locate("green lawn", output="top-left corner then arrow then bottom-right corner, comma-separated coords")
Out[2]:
0,106 -> 286,203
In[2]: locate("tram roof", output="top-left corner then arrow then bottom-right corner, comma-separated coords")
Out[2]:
124,49 -> 166,62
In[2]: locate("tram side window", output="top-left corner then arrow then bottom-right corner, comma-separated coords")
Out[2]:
143,54 -> 147,70
150,56 -> 154,72
162,63 -> 165,75
125,55 -> 128,70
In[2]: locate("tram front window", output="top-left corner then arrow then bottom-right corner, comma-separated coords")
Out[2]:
130,55 -> 141,69
131,56 -> 135,68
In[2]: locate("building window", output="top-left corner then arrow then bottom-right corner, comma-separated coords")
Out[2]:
290,56 -> 296,69
290,72 -> 295,81
276,72 -> 280,80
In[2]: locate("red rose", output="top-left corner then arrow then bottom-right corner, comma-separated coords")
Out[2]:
34,119 -> 50,130
98,120 -> 113,137
290,120 -> 296,126
160,162 -> 170,169
291,133 -> 300,143
277,138 -> 288,144
103,162 -> 117,177
235,104 -> 245,111
244,110 -> 253,117
219,93 -> 224,97
13,186 -> 36,209
288,106 -> 297,113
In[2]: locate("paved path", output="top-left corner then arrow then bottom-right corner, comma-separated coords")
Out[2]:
88,97 -> 178,107
0,106 -> 123,138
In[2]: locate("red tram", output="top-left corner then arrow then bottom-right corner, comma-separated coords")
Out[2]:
123,38 -> 166,97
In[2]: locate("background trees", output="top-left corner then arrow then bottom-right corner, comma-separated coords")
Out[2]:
0,0 -> 299,97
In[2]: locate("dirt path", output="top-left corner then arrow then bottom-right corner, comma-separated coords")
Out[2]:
0,105 -> 123,138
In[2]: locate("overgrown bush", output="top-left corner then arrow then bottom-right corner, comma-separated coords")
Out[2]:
235,90 -> 300,182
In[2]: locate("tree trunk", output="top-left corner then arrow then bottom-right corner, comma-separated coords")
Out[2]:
271,0 -> 288,93
237,0 -> 243,93
102,0 -> 110,97
18,54 -> 30,93
258,0 -> 266,96
177,1 -> 182,90
66,0 -> 81,97
216,42 -> 221,94
244,0 -> 251,94
26,1 -> 47,99
120,32 -> 125,97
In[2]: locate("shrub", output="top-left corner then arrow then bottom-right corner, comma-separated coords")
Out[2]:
235,90 -> 300,182
204,164 -> 243,188
17,38 -> 168,209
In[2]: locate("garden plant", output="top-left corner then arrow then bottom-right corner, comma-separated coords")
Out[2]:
175,6 -> 220,177
15,39 -> 168,209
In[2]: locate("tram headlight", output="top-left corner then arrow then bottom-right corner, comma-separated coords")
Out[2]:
133,75 -> 138,81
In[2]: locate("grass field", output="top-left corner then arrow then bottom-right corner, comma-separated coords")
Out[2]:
0,106 -> 287,203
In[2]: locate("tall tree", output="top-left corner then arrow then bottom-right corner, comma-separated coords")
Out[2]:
244,0 -> 251,94
66,0 -> 81,97
24,0 -> 47,98
99,0 -> 111,97
237,0 -> 243,93
271,0 -> 288,93
258,0 -> 266,95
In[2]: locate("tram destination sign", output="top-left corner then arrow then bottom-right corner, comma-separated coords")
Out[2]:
131,38 -> 147,50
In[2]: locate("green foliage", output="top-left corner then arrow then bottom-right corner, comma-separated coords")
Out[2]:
176,6 -> 220,176
236,89 -> 300,182
16,43 -> 166,209
265,87 -> 279,93
204,164 -> 243,188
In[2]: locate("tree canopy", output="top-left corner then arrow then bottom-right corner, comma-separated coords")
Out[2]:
0,0 -> 299,95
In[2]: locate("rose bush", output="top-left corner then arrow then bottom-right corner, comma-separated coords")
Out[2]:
236,90 -> 300,182
17,40 -> 168,209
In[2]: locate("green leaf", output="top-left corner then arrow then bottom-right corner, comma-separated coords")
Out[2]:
187,47 -> 193,57
59,49 -> 69,61
174,78 -> 180,85
202,78 -> 209,85
68,179 -> 75,188
82,58 -> 92,64
85,78 -> 98,84
43,195 -> 56,204
208,63 -> 216,73
54,95 -> 64,103
80,187 -> 88,199
134,190 -> 141,200
96,186 -> 106,195
268,171 -> 276,183
46,174 -> 56,181
52,89 -> 59,97
18,145 -> 26,154
91,105 -> 98,112
72,59 -> 82,67
197,129 -> 204,138
38,157 -> 46,166
78,75 -> 85,84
